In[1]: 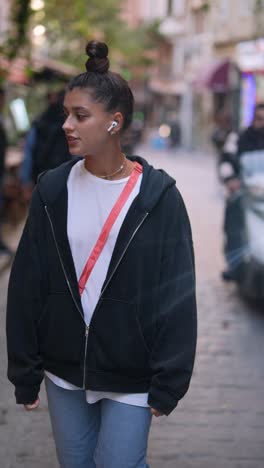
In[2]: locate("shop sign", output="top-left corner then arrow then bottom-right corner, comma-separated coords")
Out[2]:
236,39 -> 264,72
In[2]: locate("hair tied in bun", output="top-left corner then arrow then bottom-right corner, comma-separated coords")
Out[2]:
67,38 -> 134,132
85,40 -> 110,74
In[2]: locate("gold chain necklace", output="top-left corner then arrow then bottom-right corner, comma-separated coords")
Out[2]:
96,153 -> 127,180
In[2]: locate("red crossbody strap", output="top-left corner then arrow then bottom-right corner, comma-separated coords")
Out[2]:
78,162 -> 143,295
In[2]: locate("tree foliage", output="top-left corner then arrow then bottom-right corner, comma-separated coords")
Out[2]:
0,0 -> 32,59
42,0 -> 123,64
1,0 -> 163,75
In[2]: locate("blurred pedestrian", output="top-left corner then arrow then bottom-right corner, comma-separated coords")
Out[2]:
169,120 -> 181,147
221,103 -> 264,281
0,87 -> 12,255
211,112 -> 233,159
6,40 -> 197,468
211,111 -> 238,182
238,102 -> 264,154
20,90 -> 71,199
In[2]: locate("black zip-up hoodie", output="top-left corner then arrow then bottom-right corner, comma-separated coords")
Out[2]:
6,156 -> 197,416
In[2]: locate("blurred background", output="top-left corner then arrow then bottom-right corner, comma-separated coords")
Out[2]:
1,0 -> 264,154
1,1 -> 264,468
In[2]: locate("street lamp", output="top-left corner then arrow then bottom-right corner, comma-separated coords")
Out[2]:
32,24 -> 46,48
33,24 -> 46,36
31,0 -> 45,11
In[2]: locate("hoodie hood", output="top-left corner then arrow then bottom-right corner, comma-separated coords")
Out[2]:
37,155 -> 176,213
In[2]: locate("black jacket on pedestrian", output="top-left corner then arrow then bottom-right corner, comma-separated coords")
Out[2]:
6,156 -> 197,416
31,101 -> 71,183
219,127 -> 264,183
238,126 -> 264,155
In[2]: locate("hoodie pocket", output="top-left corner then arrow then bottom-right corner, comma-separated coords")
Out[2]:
37,293 -> 84,363
90,297 -> 151,377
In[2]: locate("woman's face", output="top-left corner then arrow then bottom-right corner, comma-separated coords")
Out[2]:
62,88 -> 115,156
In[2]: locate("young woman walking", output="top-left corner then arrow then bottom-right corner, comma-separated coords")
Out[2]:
6,40 -> 197,468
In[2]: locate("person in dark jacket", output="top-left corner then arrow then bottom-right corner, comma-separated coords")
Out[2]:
238,104 -> 264,154
20,90 -> 71,194
0,87 -> 12,255
6,41 -> 197,468
211,112 -> 234,161
221,103 -> 264,280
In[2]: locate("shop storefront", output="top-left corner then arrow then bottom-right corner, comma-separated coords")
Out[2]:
147,76 -> 185,146
191,58 -> 241,151
193,58 -> 241,128
236,38 -> 264,128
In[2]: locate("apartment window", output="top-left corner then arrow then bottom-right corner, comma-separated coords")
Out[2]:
168,0 -> 185,16
193,9 -> 206,33
240,0 -> 252,17
172,0 -> 186,16
167,0 -> 173,15
218,0 -> 229,21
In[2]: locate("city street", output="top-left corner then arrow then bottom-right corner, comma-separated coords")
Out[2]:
1,145 -> 264,468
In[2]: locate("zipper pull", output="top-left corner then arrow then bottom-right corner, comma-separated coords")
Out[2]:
85,325 -> 89,337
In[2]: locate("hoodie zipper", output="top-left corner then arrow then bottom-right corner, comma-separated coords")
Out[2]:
45,205 -> 149,388
82,212 -> 149,388
45,205 -> 89,388
83,325 -> 89,388
44,206 -> 84,323
98,212 -> 149,297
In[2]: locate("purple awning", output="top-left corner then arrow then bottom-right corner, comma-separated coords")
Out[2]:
193,59 -> 239,93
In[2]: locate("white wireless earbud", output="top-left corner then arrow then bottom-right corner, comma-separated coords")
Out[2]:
107,121 -> 118,133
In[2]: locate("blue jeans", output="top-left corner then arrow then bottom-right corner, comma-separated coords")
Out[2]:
45,377 -> 152,468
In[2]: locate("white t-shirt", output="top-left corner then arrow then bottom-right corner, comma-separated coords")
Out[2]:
46,159 -> 149,407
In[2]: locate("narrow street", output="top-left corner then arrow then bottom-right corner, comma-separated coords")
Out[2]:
1,145 -> 264,468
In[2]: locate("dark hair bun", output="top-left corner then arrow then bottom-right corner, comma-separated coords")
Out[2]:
85,40 -> 109,74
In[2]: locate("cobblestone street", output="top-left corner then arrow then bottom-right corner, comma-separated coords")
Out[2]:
1,145 -> 264,468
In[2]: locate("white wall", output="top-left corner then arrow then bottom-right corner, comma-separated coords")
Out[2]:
140,0 -> 168,21
140,0 -> 187,20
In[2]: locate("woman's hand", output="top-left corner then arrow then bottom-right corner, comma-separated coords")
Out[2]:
150,407 -> 163,417
24,398 -> 40,411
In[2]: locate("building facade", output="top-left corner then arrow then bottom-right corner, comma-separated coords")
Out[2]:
212,0 -> 264,128
139,0 -> 264,150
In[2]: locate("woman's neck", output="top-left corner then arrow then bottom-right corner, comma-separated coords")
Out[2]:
83,149 -> 135,180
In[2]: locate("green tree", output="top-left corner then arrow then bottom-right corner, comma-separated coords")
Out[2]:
40,0 -> 163,72
0,0 -> 32,59
42,0 -> 124,66
1,0 -> 163,75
